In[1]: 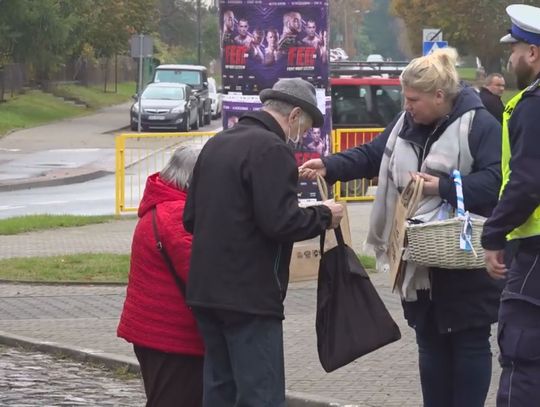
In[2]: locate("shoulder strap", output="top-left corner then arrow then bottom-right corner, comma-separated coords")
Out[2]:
151,207 -> 186,297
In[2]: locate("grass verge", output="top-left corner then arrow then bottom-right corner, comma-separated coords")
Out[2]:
0,254 -> 129,283
53,82 -> 135,109
0,90 -> 87,135
359,254 -> 376,270
0,215 -> 120,235
0,82 -> 135,135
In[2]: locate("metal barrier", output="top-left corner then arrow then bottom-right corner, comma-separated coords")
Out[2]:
332,128 -> 383,201
115,131 -> 215,215
114,128 -> 383,215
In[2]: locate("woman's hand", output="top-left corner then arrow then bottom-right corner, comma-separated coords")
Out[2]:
299,158 -> 326,180
414,172 -> 440,196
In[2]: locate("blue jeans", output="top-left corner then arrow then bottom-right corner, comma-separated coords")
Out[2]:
193,308 -> 285,407
415,322 -> 492,407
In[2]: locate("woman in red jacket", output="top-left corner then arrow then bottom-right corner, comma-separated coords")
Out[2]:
118,146 -> 203,407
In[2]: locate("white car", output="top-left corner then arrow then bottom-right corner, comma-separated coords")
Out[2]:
208,77 -> 222,119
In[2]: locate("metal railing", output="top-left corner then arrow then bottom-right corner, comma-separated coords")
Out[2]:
115,127 -> 383,214
332,128 -> 383,201
115,131 -> 214,215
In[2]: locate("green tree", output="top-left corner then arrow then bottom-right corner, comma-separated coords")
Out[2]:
391,0 -> 538,73
330,0 -> 372,58
3,0 -> 80,80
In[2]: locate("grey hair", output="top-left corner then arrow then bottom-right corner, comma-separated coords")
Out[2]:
262,99 -> 311,122
160,146 -> 201,190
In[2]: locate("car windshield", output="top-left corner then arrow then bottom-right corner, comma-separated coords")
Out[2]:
142,86 -> 185,100
332,84 -> 402,127
155,70 -> 201,87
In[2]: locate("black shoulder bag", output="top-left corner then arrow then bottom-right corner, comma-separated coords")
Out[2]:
316,225 -> 401,372
151,208 -> 186,297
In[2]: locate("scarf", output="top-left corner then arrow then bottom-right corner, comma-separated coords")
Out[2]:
367,110 -> 475,300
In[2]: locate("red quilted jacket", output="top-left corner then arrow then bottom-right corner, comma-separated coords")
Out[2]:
117,173 -> 204,355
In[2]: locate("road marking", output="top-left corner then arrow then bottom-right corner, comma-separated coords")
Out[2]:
0,148 -> 21,152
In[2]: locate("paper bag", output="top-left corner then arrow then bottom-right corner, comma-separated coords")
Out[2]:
387,178 -> 423,291
290,203 -> 351,281
290,176 -> 351,282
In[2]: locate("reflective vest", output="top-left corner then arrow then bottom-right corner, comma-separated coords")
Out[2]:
501,81 -> 540,240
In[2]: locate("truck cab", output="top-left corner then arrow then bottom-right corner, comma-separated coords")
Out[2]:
153,64 -> 213,127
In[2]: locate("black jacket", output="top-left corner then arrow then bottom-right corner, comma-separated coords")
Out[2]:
482,75 -> 540,253
183,111 -> 332,319
479,87 -> 504,123
323,86 -> 504,333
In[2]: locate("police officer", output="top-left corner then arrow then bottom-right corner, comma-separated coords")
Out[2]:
481,4 -> 540,405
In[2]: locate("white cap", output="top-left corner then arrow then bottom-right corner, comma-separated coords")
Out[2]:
500,4 -> 540,45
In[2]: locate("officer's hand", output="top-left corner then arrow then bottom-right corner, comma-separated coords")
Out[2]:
299,158 -> 326,180
322,200 -> 344,229
484,249 -> 507,280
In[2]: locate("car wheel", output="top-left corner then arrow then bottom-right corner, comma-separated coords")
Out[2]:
204,108 -> 211,125
130,122 -> 137,131
198,110 -> 204,127
179,114 -> 189,132
192,112 -> 199,130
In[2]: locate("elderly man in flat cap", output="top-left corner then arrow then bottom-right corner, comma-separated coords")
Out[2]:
183,78 -> 343,407
481,4 -> 540,405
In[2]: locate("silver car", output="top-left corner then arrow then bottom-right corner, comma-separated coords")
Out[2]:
130,82 -> 199,132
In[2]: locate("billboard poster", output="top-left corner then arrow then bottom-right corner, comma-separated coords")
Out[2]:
295,97 -> 332,201
222,94 -> 262,130
220,0 -> 329,94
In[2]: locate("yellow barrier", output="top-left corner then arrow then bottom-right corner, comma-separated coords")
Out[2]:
114,128 -> 384,214
115,131 -> 215,215
332,128 -> 383,201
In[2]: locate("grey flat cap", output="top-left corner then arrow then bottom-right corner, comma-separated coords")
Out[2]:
259,78 -> 324,127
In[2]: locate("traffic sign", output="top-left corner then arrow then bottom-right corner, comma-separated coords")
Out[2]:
423,41 -> 448,56
423,28 -> 443,42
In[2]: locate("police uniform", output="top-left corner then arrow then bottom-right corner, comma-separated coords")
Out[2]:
481,4 -> 540,406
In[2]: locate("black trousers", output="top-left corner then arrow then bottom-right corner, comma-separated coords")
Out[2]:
497,250 -> 540,407
134,345 -> 203,407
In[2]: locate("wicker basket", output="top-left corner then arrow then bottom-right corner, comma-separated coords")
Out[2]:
406,217 -> 485,269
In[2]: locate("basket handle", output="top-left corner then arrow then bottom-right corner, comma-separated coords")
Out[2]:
452,170 -> 465,217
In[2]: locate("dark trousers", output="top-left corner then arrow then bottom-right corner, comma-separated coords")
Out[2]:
193,308 -> 285,407
134,345 -> 203,407
497,250 -> 540,407
415,322 -> 492,407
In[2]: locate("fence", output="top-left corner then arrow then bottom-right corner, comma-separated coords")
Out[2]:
0,63 -> 27,101
332,128 -> 383,201
115,128 -> 384,214
115,131 -> 214,215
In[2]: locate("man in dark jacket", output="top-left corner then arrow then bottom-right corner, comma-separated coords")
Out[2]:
183,78 -> 343,407
481,4 -> 540,405
479,73 -> 506,122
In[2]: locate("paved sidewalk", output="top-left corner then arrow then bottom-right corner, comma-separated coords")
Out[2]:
0,217 -> 501,406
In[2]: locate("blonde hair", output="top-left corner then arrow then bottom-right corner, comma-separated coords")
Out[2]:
400,47 -> 460,99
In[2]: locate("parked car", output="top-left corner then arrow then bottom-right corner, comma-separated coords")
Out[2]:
366,54 -> 384,63
130,82 -> 199,132
152,64 -> 212,127
208,77 -> 222,119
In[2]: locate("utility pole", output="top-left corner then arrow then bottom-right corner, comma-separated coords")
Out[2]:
197,0 -> 202,65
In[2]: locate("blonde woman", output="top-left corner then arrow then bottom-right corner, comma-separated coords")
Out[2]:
301,48 -> 503,407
